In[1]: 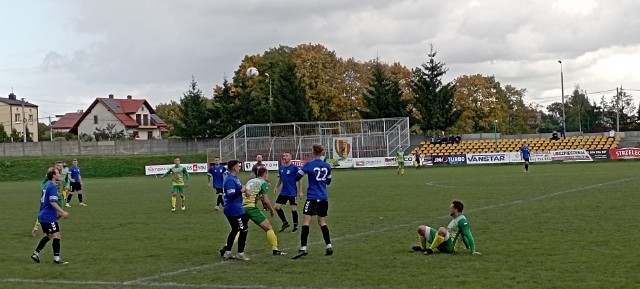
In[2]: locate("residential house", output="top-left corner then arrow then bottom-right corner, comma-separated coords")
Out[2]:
0,93 -> 39,141
51,111 -> 84,133
70,94 -> 168,140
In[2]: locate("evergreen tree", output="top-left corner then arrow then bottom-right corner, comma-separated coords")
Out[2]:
175,77 -> 211,139
271,55 -> 312,123
10,128 -> 20,142
412,45 -> 457,133
211,79 -> 241,137
0,124 -> 9,143
359,60 -> 409,119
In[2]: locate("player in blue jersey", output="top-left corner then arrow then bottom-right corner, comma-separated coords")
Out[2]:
520,142 -> 530,173
30,168 -> 70,264
273,152 -> 302,233
219,160 -> 252,261
292,144 -> 333,259
66,159 -> 86,206
207,157 -> 227,211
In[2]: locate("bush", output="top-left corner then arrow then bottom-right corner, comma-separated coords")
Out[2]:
0,153 -> 206,182
53,137 -> 67,142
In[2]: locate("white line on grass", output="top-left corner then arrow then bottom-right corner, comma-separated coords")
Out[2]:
124,176 -> 637,285
5,177 -> 634,289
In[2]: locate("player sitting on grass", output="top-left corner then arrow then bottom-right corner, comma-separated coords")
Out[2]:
412,200 -> 481,255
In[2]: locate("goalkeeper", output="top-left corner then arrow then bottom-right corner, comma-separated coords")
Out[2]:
412,200 -> 481,255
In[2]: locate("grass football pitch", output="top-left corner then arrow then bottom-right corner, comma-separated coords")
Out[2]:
1,162 -> 639,289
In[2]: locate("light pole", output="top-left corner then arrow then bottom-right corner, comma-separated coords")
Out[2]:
493,120 -> 498,152
558,60 -> 566,131
265,73 -> 272,122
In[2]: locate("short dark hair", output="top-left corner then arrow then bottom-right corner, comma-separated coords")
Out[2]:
452,200 -> 464,212
312,144 -> 324,155
257,166 -> 268,177
47,168 -> 57,180
227,160 -> 240,171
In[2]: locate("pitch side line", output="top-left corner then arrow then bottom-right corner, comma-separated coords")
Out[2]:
124,176 -> 636,284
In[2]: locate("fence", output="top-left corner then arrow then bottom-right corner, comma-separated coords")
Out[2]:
0,139 -> 220,157
219,117 -> 411,162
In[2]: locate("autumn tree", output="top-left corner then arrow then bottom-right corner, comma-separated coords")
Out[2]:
155,100 -> 181,135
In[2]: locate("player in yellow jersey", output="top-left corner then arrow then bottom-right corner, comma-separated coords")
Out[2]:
161,157 -> 190,212
396,147 -> 405,175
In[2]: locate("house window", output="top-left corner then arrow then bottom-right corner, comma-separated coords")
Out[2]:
94,115 -> 99,124
147,131 -> 153,139
15,113 -> 21,123
143,114 -> 149,126
136,114 -> 142,125
29,114 -> 33,124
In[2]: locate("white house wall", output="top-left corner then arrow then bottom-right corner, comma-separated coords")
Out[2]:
77,102 -> 128,137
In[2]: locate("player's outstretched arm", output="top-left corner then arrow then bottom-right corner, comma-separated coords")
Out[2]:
458,219 -> 477,254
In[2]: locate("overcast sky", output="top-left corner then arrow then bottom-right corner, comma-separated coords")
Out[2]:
1,0 -> 639,121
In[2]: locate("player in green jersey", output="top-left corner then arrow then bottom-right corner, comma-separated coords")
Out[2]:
241,167 -> 286,255
161,157 -> 190,212
396,147 -> 405,176
412,200 -> 481,255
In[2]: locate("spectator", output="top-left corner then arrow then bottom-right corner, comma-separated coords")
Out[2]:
435,135 -> 442,144
608,128 -> 616,138
550,130 -> 560,141
455,135 -> 462,144
559,122 -> 566,139
448,135 -> 455,144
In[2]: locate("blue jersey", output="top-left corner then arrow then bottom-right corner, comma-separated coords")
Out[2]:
520,146 -> 530,159
297,159 -> 332,201
207,165 -> 226,189
278,163 -> 299,197
223,174 -> 245,217
69,166 -> 80,182
38,181 -> 59,223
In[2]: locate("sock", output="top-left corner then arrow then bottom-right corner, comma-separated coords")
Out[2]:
301,225 -> 310,247
78,193 -> 83,203
292,211 -> 298,227
171,196 -> 177,208
233,232 -> 239,244
52,238 -> 61,257
180,195 -> 185,206
401,168 -> 405,175
237,231 -> 248,253
66,194 -> 73,203
62,189 -> 68,201
225,230 -> 238,252
35,236 -> 49,252
430,234 -> 445,250
266,229 -> 278,250
276,208 -> 287,223
216,195 -> 224,206
525,164 -> 529,171
419,235 -> 427,249
34,219 -> 40,229
320,225 -> 331,245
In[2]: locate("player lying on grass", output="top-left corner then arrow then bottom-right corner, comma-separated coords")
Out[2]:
412,200 -> 481,255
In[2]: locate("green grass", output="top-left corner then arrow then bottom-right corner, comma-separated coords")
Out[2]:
1,162 -> 639,289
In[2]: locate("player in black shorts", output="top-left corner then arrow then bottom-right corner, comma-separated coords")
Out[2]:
273,152 -> 302,232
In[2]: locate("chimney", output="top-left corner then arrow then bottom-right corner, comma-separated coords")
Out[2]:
126,95 -> 132,100
8,93 -> 16,100
77,109 -> 84,114
108,94 -> 114,99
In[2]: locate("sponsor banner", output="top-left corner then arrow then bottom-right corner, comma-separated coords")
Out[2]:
290,159 -> 308,168
431,154 -> 467,165
326,158 -> 354,169
587,149 -> 610,160
609,148 -> 640,160
243,161 -> 280,171
466,153 -> 510,164
353,157 -> 386,168
550,150 -> 593,162
333,137 -> 353,159
508,152 -> 552,163
383,156 -> 414,167
145,163 -> 209,176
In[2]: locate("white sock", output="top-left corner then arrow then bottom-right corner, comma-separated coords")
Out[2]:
54,256 -> 60,261
300,246 -> 307,251
326,244 -> 333,249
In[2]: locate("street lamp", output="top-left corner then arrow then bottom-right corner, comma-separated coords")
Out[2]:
493,120 -> 498,152
558,60 -> 566,131
265,73 -> 272,122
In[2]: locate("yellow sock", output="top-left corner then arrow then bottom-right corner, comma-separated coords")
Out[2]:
171,196 -> 176,208
430,234 -> 445,250
181,195 -> 185,205
34,218 -> 40,229
266,229 -> 278,250
419,235 -> 427,249
401,168 -> 405,175
234,232 -> 239,245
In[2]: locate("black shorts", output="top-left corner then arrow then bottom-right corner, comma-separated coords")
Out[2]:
215,188 -> 223,195
276,195 -> 297,205
523,158 -> 530,162
226,214 -> 249,232
70,182 -> 82,192
40,221 -> 60,234
303,200 -> 329,217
